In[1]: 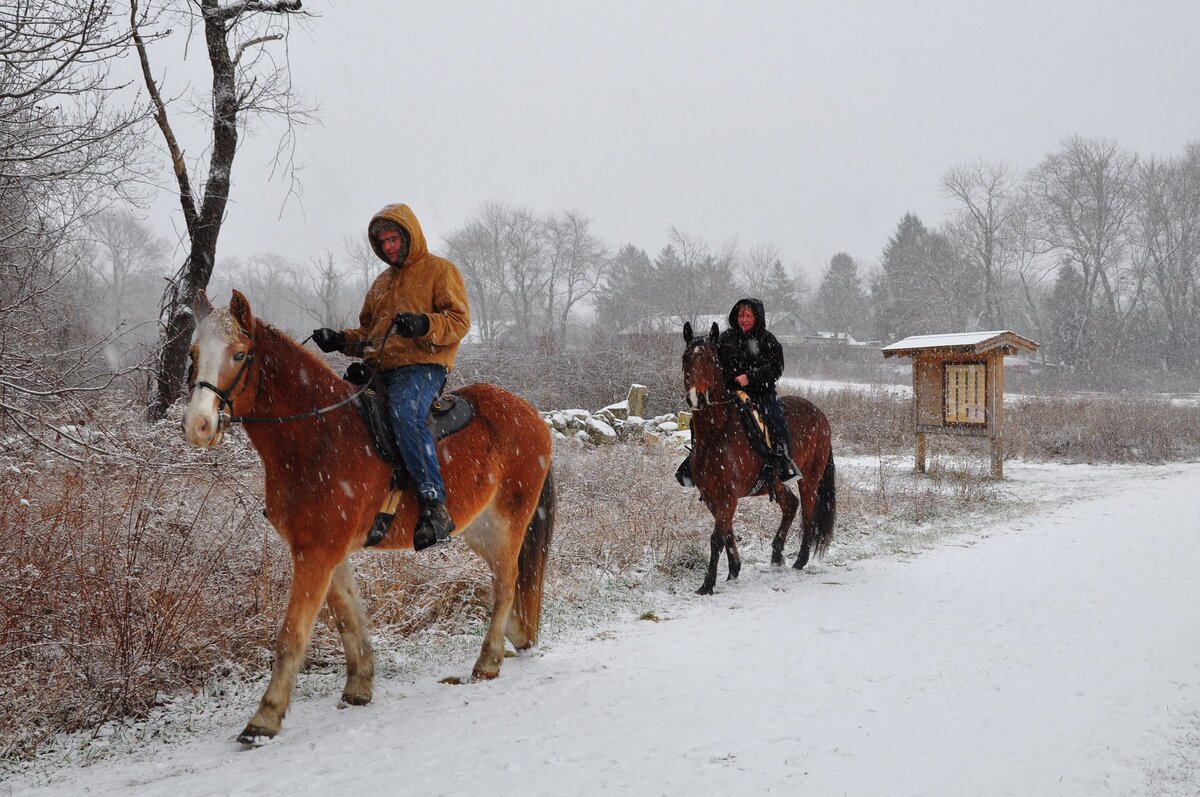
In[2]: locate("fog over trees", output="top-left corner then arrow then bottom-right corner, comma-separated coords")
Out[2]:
3,2 -> 1199,456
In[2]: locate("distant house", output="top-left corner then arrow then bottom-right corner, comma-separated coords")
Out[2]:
619,310 -> 816,341
804,330 -> 871,347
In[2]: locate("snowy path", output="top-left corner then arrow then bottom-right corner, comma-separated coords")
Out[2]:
9,462 -> 1200,796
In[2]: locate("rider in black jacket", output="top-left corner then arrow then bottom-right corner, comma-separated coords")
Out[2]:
716,298 -> 798,481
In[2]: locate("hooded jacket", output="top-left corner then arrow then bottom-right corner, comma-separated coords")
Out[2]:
716,297 -> 784,397
341,204 -> 470,371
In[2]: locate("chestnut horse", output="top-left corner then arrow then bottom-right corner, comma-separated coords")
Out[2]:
682,321 -> 836,595
182,290 -> 555,745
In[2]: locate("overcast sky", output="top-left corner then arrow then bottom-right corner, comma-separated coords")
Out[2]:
146,0 -> 1200,278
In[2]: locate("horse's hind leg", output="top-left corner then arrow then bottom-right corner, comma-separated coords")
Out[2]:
698,498 -> 738,595
326,558 -> 375,706
772,483 -> 799,566
794,477 -> 819,570
462,506 -> 519,681
240,551 -> 337,744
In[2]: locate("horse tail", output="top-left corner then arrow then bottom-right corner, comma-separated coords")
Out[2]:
511,467 -> 556,648
812,451 -> 837,558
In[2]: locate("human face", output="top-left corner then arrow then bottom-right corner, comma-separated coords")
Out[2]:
378,228 -> 407,265
737,305 -> 756,333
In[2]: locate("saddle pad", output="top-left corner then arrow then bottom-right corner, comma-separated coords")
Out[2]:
733,390 -> 775,458
354,389 -> 475,467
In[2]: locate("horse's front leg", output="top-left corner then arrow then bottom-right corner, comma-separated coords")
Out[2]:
697,498 -> 737,595
325,558 -> 375,706
239,550 -> 338,745
772,484 -> 799,566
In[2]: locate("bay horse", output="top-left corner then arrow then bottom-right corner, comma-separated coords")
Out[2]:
682,321 -> 836,595
182,290 -> 555,745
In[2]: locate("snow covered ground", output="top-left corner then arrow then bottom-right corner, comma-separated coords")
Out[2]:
7,460 -> 1200,796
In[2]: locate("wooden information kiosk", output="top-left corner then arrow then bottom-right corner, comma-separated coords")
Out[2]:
881,330 -> 1039,478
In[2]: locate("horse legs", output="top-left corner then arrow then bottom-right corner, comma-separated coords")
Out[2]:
794,476 -> 817,571
461,506 -> 519,681
325,559 -> 375,706
238,552 -> 337,744
697,498 -> 739,595
771,483 -> 800,566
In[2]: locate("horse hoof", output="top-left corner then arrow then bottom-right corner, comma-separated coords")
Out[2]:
793,558 -> 808,571
237,724 -> 277,746
471,668 -> 499,682
341,690 -> 372,706
696,585 -> 713,596
771,554 -> 784,566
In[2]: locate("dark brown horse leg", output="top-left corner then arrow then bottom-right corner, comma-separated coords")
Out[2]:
794,477 -> 817,570
697,499 -> 737,595
239,551 -> 337,744
772,483 -> 799,566
325,559 -> 375,706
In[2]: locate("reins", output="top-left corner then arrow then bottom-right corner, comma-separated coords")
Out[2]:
194,324 -> 398,428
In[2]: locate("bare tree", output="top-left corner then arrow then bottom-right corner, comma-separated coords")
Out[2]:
942,160 -> 1020,329
737,242 -> 782,297
131,0 -> 309,420
1133,144 -> 1200,372
444,201 -> 545,344
1026,136 -> 1140,366
340,231 -> 378,298
1,0 -> 154,454
445,202 -> 513,344
83,210 -> 169,331
306,251 -> 346,329
541,209 -> 607,347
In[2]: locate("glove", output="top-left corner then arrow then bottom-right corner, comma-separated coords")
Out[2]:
312,328 -> 346,353
391,312 -> 430,338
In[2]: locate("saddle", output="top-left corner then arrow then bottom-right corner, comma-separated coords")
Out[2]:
345,363 -> 475,468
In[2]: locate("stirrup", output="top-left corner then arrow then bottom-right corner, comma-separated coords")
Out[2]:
364,512 -> 393,547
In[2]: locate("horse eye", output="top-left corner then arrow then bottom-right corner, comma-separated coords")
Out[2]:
233,352 -> 246,362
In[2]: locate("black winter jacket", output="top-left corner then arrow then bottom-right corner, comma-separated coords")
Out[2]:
716,298 -> 784,399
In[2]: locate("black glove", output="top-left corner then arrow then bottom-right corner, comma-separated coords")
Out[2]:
312,328 -> 346,353
391,312 -> 430,338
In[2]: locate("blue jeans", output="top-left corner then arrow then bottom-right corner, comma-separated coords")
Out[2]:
382,365 -> 447,503
759,391 -> 790,456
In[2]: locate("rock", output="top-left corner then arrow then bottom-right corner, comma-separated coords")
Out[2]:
599,400 -> 629,421
626,384 -> 648,418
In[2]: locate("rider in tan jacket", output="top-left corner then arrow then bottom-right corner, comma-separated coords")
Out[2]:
312,203 -> 470,550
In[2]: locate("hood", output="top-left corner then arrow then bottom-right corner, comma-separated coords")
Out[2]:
728,297 -> 766,333
368,203 -> 430,267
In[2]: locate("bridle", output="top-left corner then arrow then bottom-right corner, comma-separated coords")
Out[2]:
189,324 -> 398,429
191,348 -> 258,431
684,339 -> 734,411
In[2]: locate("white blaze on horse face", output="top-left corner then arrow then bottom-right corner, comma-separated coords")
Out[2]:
687,386 -> 700,409
182,309 -> 236,448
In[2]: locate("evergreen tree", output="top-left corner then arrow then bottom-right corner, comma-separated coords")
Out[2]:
762,260 -> 801,314
816,252 -> 868,340
1046,263 -> 1086,365
595,243 -> 654,331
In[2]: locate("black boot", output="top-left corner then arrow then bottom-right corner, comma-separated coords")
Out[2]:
774,447 -> 800,482
675,455 -> 694,488
364,512 -> 393,547
413,496 -> 455,552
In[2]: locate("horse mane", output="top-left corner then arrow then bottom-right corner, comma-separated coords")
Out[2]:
248,316 -> 355,406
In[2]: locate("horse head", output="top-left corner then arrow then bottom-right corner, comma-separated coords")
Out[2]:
182,289 -> 260,448
681,320 -> 725,410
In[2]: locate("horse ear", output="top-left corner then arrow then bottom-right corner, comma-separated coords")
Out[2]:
683,321 -> 693,343
229,289 -> 256,336
709,322 -> 720,343
193,289 -> 213,323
